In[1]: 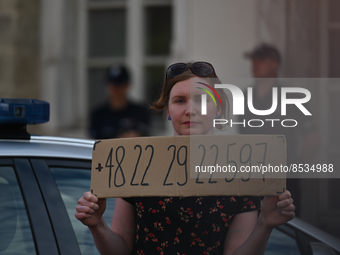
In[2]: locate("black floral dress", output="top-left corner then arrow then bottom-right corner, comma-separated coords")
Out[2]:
124,196 -> 260,255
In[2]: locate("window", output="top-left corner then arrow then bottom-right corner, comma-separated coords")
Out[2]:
50,167 -> 115,255
265,228 -> 300,255
0,166 -> 36,255
88,9 -> 126,58
86,0 -> 173,132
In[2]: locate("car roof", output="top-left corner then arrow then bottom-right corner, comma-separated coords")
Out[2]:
0,136 -> 94,160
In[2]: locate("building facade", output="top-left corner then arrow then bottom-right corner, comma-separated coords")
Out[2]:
0,0 -> 339,239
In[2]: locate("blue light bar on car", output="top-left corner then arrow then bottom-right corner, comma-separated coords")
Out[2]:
0,99 -> 49,124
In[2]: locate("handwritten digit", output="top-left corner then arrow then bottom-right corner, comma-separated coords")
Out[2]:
163,145 -> 176,186
105,148 -> 114,188
114,146 -> 126,187
255,143 -> 267,182
208,145 -> 218,184
130,145 -> 142,186
240,144 -> 251,182
141,145 -> 154,186
177,145 -> 188,186
196,144 -> 205,184
225,143 -> 237,183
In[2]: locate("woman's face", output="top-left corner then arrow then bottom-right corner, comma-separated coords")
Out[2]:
168,77 -> 221,136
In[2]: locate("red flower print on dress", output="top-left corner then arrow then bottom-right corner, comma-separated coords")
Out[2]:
196,197 -> 204,205
209,200 -> 223,213
131,196 -> 260,254
178,207 -> 194,223
153,221 -> 164,231
165,217 -> 171,224
212,223 -> 221,232
136,202 -> 145,218
159,198 -> 173,211
189,232 -> 205,247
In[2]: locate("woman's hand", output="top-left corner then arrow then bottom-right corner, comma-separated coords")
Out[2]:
223,191 -> 294,255
75,191 -> 107,228
260,190 -> 295,228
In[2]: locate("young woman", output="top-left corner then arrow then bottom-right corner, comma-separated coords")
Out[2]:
76,61 -> 295,255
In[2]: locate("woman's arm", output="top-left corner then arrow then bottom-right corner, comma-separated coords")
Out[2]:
76,193 -> 135,255
223,190 -> 295,255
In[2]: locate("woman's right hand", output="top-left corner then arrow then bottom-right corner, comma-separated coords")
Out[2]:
75,191 -> 107,228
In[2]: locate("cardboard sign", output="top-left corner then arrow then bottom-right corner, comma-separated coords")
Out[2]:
90,135 -> 286,198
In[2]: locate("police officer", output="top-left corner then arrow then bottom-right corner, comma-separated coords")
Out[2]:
89,65 -> 150,139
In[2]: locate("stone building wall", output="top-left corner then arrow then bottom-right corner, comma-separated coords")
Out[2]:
285,0 -> 321,78
255,0 -> 340,239
0,0 -> 40,99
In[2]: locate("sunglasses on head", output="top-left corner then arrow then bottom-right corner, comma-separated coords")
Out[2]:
166,61 -> 216,79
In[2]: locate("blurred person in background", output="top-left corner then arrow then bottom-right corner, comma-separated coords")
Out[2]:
239,43 -> 320,216
89,65 -> 150,139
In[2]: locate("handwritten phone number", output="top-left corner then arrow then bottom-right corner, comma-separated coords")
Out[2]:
288,164 -> 333,173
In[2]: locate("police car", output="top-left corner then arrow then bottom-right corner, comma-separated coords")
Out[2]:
0,99 -> 339,255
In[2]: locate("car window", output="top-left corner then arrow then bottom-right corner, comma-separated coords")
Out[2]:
0,166 -> 36,255
50,167 -> 115,255
265,228 -> 300,255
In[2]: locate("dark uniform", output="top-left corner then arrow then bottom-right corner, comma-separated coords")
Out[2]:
88,65 -> 150,140
89,102 -> 150,139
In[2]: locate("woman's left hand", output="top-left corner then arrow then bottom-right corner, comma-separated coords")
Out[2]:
260,190 -> 295,228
